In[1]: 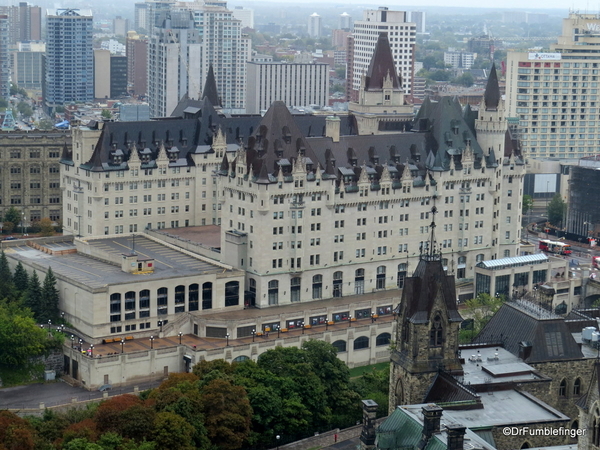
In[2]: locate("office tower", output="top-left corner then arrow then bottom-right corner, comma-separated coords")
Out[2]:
506,13 -> 600,159
110,56 -> 128,98
339,12 -> 352,30
0,15 -> 8,100
145,0 -> 175,37
350,7 -> 416,100
45,9 -> 93,109
0,2 -> 42,45
246,61 -> 329,114
308,12 -> 322,38
113,16 -> 129,37
134,3 -> 148,32
408,11 -> 425,33
232,6 -> 254,29
126,31 -> 147,97
13,42 -> 45,90
94,50 -> 111,99
147,10 -> 202,117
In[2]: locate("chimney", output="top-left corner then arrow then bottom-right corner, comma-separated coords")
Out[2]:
359,399 -> 379,449
446,424 -> 466,450
422,405 -> 443,440
326,115 -> 340,143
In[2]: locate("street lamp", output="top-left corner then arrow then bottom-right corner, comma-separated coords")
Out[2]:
71,335 -> 74,348
325,317 -> 329,331
178,331 -> 183,344
276,435 -> 281,450
120,338 -> 125,353
149,336 -> 154,349
158,320 -> 163,333
348,315 -> 353,328
48,319 -> 51,329
301,322 -> 305,335
276,325 -> 280,338
226,333 -> 230,346
21,212 -> 25,236
61,311 -> 65,323
90,344 -> 94,357
251,329 -> 256,342
371,312 -> 375,323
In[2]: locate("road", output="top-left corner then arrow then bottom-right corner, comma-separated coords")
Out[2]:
0,379 -> 162,410
525,233 -> 596,267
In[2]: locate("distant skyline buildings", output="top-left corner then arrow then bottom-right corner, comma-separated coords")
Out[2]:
0,2 -> 41,46
308,12 -> 322,38
339,12 -> 352,30
0,14 -> 9,100
45,8 -> 94,109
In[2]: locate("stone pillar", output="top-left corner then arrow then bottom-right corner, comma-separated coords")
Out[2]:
359,399 -> 379,449
422,405 -> 443,441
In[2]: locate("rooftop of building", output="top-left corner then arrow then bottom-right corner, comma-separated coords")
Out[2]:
6,235 -> 237,290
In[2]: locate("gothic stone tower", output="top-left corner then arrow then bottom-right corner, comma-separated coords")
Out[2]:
389,215 -> 463,411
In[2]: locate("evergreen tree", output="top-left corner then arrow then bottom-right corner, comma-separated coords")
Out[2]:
41,267 -> 60,323
13,261 -> 29,293
25,271 -> 42,321
0,251 -> 15,301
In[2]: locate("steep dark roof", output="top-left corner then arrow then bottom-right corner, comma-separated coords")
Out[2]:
476,301 -> 584,363
202,64 -> 221,108
462,103 -> 478,135
483,63 -> 500,111
424,371 -> 481,407
400,254 -> 463,324
364,32 -> 401,91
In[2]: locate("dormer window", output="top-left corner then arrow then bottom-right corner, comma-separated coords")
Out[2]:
167,149 -> 178,162
110,149 -> 123,165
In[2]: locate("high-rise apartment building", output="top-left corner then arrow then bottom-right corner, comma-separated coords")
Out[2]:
13,42 -> 45,90
308,13 -> 322,38
45,9 -> 93,110
94,49 -> 111,99
126,31 -> 148,97
134,3 -> 148,32
0,2 -> 41,45
339,12 -> 352,30
232,6 -> 254,29
350,7 -> 416,100
246,62 -> 329,114
506,13 -> 600,159
408,11 -> 426,33
0,14 -> 9,100
144,0 -> 175,36
113,16 -> 129,37
147,10 -> 202,117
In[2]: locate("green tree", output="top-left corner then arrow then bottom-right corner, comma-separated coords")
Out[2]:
40,267 -> 59,323
452,72 -> 474,87
0,251 -> 15,302
24,271 -> 42,321
13,261 -> 28,293
459,293 -> 504,343
101,109 -> 112,119
4,207 -> 21,229
39,217 -> 55,236
547,193 -> 567,228
153,412 -> 195,450
0,410 -> 37,450
2,221 -> 15,234
522,194 -> 534,216
17,102 -> 33,118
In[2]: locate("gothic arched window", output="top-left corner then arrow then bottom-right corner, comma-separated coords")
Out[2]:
429,314 -> 443,347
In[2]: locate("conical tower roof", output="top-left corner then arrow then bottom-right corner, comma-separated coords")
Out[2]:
483,63 -> 500,111
365,32 -> 401,91
202,64 -> 221,107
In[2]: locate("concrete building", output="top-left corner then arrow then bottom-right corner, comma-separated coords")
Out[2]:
110,56 -> 128,98
94,50 -> 111,99
0,129 -> 70,225
408,11 -> 426,34
144,0 -> 175,37
443,51 -> 476,69
147,10 -> 202,117
566,156 -> 600,239
0,2 -> 41,45
308,13 -> 322,38
134,2 -> 148,32
113,16 -> 129,37
332,29 -> 351,50
246,61 -> 329,114
45,9 -> 94,110
126,32 -> 148,97
339,12 -> 352,31
100,39 -> 126,56
232,6 -> 254,29
0,14 -> 9,101
350,7 -> 416,100
506,13 -> 600,160
12,42 -> 45,90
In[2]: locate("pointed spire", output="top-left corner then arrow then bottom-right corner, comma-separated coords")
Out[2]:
380,164 -> 391,183
129,142 -> 140,164
358,164 -> 369,184
324,157 -> 336,179
202,64 -> 221,107
315,163 -> 323,181
293,155 -> 305,174
401,161 -> 413,183
484,63 -> 500,111
364,32 -> 401,91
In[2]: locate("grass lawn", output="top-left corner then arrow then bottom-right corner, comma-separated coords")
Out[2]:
349,362 -> 389,378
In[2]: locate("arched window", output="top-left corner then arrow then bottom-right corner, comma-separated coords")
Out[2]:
110,293 -> 121,322
476,253 -> 485,263
124,291 -> 135,311
376,333 -> 391,346
559,379 -> 567,397
332,340 -> 347,353
225,281 -> 239,307
397,263 -> 407,289
202,282 -> 212,310
354,336 -> 370,350
188,284 -> 199,311
290,277 -> 301,302
573,377 -> 581,396
429,314 -> 443,347
312,275 -> 322,299
157,288 -> 168,315
355,268 -> 365,295
175,285 -> 185,313
268,280 -> 278,305
233,355 -> 250,363
376,266 -> 386,290
333,271 -> 343,297
594,408 -> 600,446
139,289 -> 150,316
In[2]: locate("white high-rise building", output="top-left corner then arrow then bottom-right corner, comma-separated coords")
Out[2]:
232,6 -> 254,29
134,3 -> 147,32
147,10 -> 202,117
408,11 -> 426,33
144,0 -> 175,36
339,12 -> 352,30
351,7 -> 416,97
308,12 -> 322,38
246,62 -> 329,114
506,13 -> 600,159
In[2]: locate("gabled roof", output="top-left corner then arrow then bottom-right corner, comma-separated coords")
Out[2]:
424,371 -> 481,407
202,64 -> 221,108
476,300 -> 584,363
364,32 -> 401,91
483,63 -> 500,111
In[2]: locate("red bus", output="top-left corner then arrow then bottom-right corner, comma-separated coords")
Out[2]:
539,239 -> 572,255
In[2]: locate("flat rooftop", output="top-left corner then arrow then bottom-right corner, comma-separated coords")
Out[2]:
159,225 -> 221,248
405,390 -> 569,428
461,346 -> 543,385
7,236 -> 232,289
